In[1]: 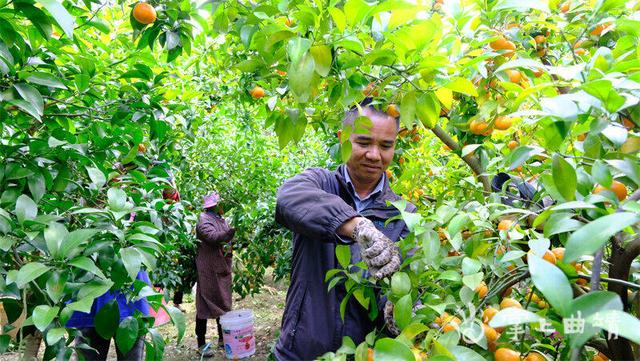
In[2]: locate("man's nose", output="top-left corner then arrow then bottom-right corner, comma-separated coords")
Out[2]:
365,146 -> 381,161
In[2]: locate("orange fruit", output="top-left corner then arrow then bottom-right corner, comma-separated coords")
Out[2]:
137,143 -> 146,152
502,286 -> 513,298
276,70 -> 287,76
506,69 -> 522,83
494,116 -> 513,130
574,40 -> 585,49
551,247 -> 565,262
495,348 -> 521,361
537,48 -> 547,57
398,157 -> 405,165
542,250 -> 557,265
363,83 -> 379,97
593,352 -> 609,361
442,144 -> 451,151
434,311 -> 450,325
508,140 -> 518,150
249,86 -> 265,99
490,37 -> 510,51
411,135 -> 421,142
577,133 -> 587,141
386,104 -> 400,118
506,23 -> 520,29
576,278 -> 588,286
483,307 -> 499,324
593,180 -> 628,201
575,48 -> 587,56
442,315 -> 461,332
476,282 -> 489,298
590,23 -> 610,36
132,2 -> 157,25
533,68 -> 544,78
537,300 -> 548,308
560,1 -> 570,13
574,263 -> 583,272
285,18 -> 294,27
524,352 -> 546,361
367,347 -> 374,361
483,323 -> 499,343
500,298 -> 522,309
622,117 -> 635,130
497,219 -> 513,231
470,119 -> 489,135
385,170 -> 393,180
534,35 -> 546,44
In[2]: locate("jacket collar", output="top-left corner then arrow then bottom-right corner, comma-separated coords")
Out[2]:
334,165 -> 402,210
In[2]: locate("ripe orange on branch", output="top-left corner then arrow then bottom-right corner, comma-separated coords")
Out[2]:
505,69 -> 522,83
132,2 -> 157,25
470,119 -> 489,135
249,86 -> 265,99
494,116 -> 513,130
507,140 -> 518,150
495,348 -> 521,361
593,180 -> 628,201
490,37 -> 516,57
386,104 -> 400,118
500,298 -> 522,309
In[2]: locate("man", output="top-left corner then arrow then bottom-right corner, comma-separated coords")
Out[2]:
274,102 -> 416,360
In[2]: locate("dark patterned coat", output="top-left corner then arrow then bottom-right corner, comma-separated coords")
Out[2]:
195,210 -> 235,319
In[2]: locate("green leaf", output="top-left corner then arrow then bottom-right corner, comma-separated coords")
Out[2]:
162,304 -> 186,344
528,254 -> 573,317
400,90 -> 417,128
16,262 -> 49,288
120,247 -> 142,281
44,222 -> 68,258
449,346 -> 485,361
107,188 -> 127,211
14,83 -> 43,117
540,96 -> 578,121
503,146 -> 544,170
592,160 -> 612,188
28,172 -> 46,203
336,36 -> 365,55
374,338 -> 414,361
391,272 -> 411,296
416,92 -> 440,128
46,328 -> 66,345
444,77 -> 477,97
494,0 -> 549,12
310,45 -> 332,77
552,155 -> 577,201
582,80 -> 626,113
288,53 -> 315,103
15,194 -> 38,224
462,272 -> 483,291
394,295 -> 412,330
36,0 -> 74,38
59,229 -> 99,258
69,256 -> 107,279
569,291 -> 623,349
447,214 -> 470,236
45,271 -> 67,303
606,159 -> 640,186
586,310 -> 640,344
340,140 -> 352,163
32,305 -> 59,332
95,300 -> 119,339
565,213 -> 640,262
328,7 -> 346,32
86,167 -> 106,188
26,72 -> 67,89
287,37 -> 312,65
336,244 -> 351,268
115,316 -> 139,355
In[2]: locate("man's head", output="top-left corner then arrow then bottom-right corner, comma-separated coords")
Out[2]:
341,102 -> 399,187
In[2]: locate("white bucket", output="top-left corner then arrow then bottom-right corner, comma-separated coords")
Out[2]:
220,309 -> 255,359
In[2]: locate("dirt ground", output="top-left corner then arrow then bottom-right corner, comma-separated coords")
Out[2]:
1,274 -> 288,361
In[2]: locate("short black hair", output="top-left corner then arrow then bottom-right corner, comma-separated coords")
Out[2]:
342,97 -> 400,131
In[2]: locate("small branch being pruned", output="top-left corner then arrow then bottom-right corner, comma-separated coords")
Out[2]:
430,125 -> 491,193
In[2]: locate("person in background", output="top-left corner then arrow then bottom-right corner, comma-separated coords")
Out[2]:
194,192 -> 235,357
272,100 -> 416,360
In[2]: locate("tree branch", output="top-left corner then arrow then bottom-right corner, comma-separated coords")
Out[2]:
430,125 -> 491,193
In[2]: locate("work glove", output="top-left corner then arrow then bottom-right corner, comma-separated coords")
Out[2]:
352,218 -> 400,279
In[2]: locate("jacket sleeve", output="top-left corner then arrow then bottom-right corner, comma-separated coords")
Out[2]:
196,214 -> 234,246
275,168 -> 359,243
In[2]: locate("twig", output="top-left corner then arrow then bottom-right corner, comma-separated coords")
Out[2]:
578,275 -> 640,291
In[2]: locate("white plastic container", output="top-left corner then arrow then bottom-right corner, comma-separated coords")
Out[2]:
220,309 -> 255,359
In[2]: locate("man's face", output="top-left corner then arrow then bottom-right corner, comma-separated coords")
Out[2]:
346,110 -> 397,186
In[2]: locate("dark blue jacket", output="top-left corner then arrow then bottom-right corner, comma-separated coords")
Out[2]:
274,166 -> 415,360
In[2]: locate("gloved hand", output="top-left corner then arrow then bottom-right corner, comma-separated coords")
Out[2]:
352,218 -> 400,279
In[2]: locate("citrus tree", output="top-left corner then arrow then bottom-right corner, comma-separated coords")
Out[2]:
198,0 -> 640,360
0,0 -> 203,357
